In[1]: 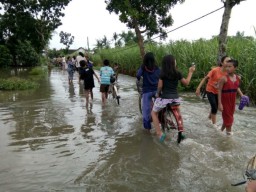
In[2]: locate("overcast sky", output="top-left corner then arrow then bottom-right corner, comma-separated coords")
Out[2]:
49,0 -> 256,50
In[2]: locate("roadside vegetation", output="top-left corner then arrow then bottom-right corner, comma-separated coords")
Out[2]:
0,66 -> 47,90
92,35 -> 256,103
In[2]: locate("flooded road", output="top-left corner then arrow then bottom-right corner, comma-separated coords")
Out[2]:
0,68 -> 255,192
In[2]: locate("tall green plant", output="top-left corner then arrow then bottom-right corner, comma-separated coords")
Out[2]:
93,36 -> 256,103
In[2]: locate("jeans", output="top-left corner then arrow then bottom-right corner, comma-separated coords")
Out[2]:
142,91 -> 156,130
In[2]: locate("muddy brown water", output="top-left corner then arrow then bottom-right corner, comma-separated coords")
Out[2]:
0,68 -> 255,192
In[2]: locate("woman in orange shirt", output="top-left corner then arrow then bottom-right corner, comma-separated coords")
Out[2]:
195,56 -> 230,127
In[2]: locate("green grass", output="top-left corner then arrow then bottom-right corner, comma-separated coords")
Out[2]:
0,77 -> 39,90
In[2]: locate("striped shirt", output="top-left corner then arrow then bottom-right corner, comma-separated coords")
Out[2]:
100,66 -> 114,85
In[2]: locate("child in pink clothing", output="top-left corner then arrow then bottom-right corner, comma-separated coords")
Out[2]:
218,59 -> 244,135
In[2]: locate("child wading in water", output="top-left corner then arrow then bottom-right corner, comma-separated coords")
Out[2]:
218,59 -> 244,135
195,56 -> 230,128
79,60 -> 100,106
151,54 -> 195,142
136,52 -> 160,132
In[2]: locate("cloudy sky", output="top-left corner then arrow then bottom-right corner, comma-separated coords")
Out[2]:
49,0 -> 256,50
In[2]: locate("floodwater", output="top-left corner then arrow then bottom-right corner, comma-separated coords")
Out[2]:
0,68 -> 255,192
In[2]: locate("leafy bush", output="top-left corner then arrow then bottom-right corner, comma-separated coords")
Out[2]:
0,45 -> 12,67
0,77 -> 39,90
29,66 -> 47,75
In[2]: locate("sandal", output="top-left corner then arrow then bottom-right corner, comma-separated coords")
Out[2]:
159,133 -> 166,142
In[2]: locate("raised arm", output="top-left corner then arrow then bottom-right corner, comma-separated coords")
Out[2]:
180,65 -> 195,86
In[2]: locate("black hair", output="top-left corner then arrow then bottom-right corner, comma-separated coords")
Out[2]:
219,55 -> 229,66
227,59 -> 238,68
142,52 -> 157,71
160,54 -> 179,79
103,59 -> 110,66
80,60 -> 87,67
79,52 -> 84,57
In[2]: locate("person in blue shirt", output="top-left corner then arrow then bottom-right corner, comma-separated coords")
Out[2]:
100,59 -> 114,105
66,56 -> 75,84
136,52 -> 160,132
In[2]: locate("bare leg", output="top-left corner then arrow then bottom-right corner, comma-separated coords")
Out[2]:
84,89 -> 90,106
226,126 -> 232,135
211,114 -> 217,124
151,110 -> 162,137
221,124 -> 226,131
90,88 -> 93,100
101,92 -> 106,105
208,111 -> 211,120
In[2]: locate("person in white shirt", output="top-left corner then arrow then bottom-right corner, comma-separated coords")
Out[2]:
76,52 -> 87,71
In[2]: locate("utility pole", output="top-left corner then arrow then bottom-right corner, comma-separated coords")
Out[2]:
87,37 -> 90,52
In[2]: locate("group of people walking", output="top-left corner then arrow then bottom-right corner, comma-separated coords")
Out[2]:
65,51 -> 248,139
62,51 -> 253,191
136,52 -> 253,191
136,52 -> 248,141
65,52 -> 119,106
195,55 -> 248,135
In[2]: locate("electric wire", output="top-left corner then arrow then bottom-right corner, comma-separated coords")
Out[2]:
105,6 -> 224,54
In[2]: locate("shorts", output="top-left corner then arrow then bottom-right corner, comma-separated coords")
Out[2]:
152,97 -> 181,112
100,84 -> 110,93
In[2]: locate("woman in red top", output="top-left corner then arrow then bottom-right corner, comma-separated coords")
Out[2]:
196,56 -> 230,127
218,59 -> 244,135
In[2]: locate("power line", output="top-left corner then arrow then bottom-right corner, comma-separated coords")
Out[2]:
152,6 -> 224,40
108,6 -> 225,54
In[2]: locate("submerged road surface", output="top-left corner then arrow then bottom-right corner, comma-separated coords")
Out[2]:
0,68 -> 255,192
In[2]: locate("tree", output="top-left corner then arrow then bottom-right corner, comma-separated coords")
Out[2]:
218,0 -> 245,61
95,35 -> 111,50
59,31 -> 74,53
102,35 -> 111,49
119,30 -> 137,46
105,0 -> 184,58
95,39 -> 104,50
113,32 -> 118,46
0,0 -> 71,66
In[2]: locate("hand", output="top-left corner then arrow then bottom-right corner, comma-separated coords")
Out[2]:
246,180 -> 256,192
189,65 -> 196,73
195,88 -> 200,97
218,104 -> 223,112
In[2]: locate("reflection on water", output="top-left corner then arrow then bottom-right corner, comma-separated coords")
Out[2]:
68,83 -> 75,98
0,68 -> 255,192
